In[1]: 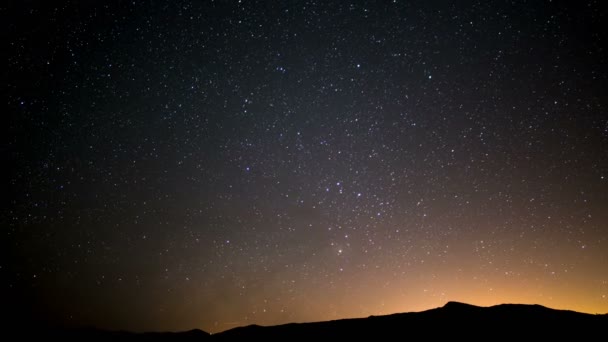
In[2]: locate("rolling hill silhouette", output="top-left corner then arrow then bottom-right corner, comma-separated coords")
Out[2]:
214,301 -> 607,340
25,302 -> 607,340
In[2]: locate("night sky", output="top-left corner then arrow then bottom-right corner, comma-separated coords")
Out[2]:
6,0 -> 608,334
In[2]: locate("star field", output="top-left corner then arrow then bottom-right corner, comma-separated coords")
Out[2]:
6,0 -> 608,333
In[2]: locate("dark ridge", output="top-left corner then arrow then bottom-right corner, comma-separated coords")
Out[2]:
22,327 -> 212,341
442,301 -> 483,310
16,302 -> 607,341
214,302 -> 607,340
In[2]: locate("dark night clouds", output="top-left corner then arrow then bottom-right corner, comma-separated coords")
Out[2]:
6,0 -> 608,333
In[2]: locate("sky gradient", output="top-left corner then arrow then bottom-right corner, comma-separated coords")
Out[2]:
6,0 -> 608,333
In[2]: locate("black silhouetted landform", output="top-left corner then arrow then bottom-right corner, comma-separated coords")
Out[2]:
213,301 -> 607,340
24,302 -> 608,340
32,328 -> 212,341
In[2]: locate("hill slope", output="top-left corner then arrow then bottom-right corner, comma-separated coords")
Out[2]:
214,301 -> 607,340
23,302 -> 607,340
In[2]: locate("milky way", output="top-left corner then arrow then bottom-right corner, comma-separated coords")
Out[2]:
6,0 -> 608,333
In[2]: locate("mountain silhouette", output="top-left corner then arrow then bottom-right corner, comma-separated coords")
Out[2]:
214,301 -> 607,340
21,302 -> 607,340
30,328 -> 212,341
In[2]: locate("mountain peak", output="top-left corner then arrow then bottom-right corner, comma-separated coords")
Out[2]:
442,301 -> 481,309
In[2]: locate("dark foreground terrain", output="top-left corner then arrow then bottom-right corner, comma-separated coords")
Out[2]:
22,302 -> 608,340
